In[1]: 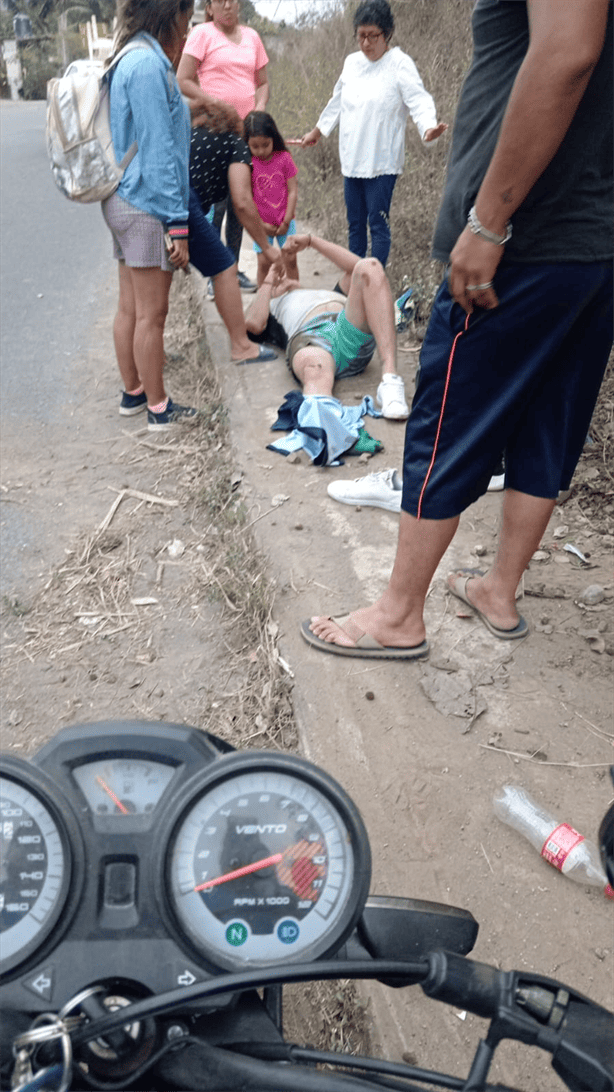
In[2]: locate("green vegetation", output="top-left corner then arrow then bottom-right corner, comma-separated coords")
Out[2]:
266,0 -> 473,305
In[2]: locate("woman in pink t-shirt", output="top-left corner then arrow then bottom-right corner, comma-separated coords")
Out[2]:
244,111 -> 299,287
178,0 -> 269,290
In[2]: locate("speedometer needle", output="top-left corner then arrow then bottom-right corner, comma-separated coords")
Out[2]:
195,852 -> 283,891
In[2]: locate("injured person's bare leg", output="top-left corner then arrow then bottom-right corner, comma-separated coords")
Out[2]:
344,258 -> 397,376
290,345 -> 337,397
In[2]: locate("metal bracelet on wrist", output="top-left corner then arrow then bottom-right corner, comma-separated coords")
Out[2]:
468,205 -> 512,246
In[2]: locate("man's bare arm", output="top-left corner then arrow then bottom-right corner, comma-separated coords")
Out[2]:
449,0 -> 610,313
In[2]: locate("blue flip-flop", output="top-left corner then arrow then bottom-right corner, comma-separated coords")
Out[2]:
233,345 -> 277,365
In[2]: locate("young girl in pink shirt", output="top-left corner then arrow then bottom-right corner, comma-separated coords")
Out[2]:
244,112 -> 299,286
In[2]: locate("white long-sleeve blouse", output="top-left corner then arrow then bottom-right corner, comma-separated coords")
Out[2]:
316,46 -> 437,178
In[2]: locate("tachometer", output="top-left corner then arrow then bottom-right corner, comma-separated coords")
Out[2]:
0,757 -> 80,975
161,752 -> 371,970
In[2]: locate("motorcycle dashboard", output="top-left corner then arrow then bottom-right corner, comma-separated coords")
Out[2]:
0,721 -> 371,1016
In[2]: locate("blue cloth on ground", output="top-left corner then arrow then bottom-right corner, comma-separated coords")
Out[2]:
268,392 -> 382,466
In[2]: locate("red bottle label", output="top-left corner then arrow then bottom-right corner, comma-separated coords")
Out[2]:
541,823 -> 584,870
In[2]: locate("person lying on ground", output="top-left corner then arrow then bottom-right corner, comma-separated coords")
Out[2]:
243,233 -> 409,419
187,111 -> 282,364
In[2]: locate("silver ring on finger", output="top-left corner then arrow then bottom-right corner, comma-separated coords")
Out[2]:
465,281 -> 493,292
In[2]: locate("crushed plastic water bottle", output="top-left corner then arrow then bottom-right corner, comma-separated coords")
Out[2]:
493,785 -> 614,898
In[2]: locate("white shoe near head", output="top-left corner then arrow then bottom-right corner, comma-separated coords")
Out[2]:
487,473 -> 505,492
327,467 -> 403,511
376,373 -> 409,419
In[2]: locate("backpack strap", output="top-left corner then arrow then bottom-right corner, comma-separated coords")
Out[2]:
106,36 -> 153,73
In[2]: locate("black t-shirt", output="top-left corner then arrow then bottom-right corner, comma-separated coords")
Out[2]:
189,127 -> 252,209
432,0 -> 613,263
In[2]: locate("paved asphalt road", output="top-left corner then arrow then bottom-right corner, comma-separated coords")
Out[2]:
1,101 -> 116,597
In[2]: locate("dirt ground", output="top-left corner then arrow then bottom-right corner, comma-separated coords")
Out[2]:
1,236 -> 613,1092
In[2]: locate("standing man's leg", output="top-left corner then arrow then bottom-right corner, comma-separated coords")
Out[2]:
364,174 -> 397,267
455,493 -> 555,631
309,511 -> 458,649
459,261 -> 613,631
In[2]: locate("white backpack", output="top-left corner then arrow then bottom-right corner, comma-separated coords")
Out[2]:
46,40 -> 151,203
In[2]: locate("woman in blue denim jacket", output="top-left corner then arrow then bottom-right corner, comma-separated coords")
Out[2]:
102,0 -> 196,432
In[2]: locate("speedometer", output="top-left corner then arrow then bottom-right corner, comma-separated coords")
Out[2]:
161,752 -> 371,970
0,758 -> 81,976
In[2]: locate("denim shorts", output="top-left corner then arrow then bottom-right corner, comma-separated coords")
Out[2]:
253,219 -> 296,253
288,309 -> 376,380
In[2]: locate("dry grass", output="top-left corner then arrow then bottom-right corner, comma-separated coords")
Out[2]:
283,979 -> 372,1061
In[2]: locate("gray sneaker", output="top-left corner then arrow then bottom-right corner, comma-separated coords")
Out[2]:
327,468 -> 402,511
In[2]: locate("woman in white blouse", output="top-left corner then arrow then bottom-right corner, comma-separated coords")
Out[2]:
301,0 -> 446,282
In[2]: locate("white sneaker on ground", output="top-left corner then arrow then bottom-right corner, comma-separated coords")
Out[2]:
327,468 -> 403,512
487,473 -> 505,492
376,374 -> 409,419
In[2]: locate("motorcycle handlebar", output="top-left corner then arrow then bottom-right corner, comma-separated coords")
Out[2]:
60,951 -> 612,1092
422,951 -> 614,1092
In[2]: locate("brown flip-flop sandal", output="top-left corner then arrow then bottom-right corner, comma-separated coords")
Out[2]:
447,575 -> 528,640
299,615 -> 429,660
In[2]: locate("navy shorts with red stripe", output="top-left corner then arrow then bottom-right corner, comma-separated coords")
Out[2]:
402,260 -> 613,520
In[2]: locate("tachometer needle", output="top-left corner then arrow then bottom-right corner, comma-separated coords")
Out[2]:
195,852 -> 283,891
195,840 -> 326,895
95,776 -> 129,815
